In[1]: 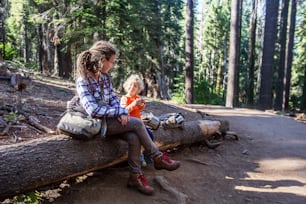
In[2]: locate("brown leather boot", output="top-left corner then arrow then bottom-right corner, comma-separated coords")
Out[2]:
154,152 -> 181,171
127,173 -> 154,195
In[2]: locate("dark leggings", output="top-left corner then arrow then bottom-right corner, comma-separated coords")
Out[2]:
146,127 -> 155,141
105,117 -> 161,174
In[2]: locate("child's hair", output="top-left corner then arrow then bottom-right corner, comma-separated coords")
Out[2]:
123,74 -> 145,94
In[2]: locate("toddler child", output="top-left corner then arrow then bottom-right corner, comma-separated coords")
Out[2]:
120,75 -> 154,166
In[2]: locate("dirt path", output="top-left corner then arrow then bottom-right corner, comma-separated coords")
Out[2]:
52,106 -> 306,204
1,75 -> 305,203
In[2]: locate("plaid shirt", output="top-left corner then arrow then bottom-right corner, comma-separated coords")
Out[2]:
76,73 -> 128,118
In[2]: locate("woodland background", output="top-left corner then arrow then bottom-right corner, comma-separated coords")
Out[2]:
0,0 -> 305,112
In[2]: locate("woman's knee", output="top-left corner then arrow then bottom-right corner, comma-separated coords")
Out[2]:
125,132 -> 140,146
129,117 -> 144,129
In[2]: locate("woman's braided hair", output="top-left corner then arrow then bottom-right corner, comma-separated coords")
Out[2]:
90,41 -> 117,61
76,40 -> 117,81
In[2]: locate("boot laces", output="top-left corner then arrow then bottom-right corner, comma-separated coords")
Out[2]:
139,174 -> 149,187
162,152 -> 173,164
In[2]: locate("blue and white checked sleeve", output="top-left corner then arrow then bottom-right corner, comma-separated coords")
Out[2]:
76,77 -> 128,118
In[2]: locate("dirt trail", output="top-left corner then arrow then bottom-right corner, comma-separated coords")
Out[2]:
1,75 -> 305,203
52,106 -> 306,204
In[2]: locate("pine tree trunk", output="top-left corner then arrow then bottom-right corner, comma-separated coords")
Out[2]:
0,0 -> 6,61
23,18 -> 30,64
40,23 -> 52,76
274,0 -> 289,111
185,0 -> 194,104
257,0 -> 280,110
284,0 -> 297,111
226,0 -> 241,108
247,0 -> 257,106
301,66 -> 306,112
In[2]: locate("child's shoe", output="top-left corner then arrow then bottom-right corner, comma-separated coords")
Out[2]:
144,154 -> 153,165
154,152 -> 180,171
140,153 -> 147,167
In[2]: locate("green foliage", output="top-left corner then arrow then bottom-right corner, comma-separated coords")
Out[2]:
5,0 -> 27,48
24,61 -> 40,71
171,71 -> 224,105
171,91 -> 186,104
102,0 -> 185,89
12,191 -> 42,204
2,0 -> 305,110
171,78 -> 225,105
171,72 -> 185,103
0,43 -> 17,60
195,0 -> 230,95
3,0 -> 185,95
291,2 -> 306,111
3,112 -> 23,123
5,0 -> 39,66
194,78 -> 224,105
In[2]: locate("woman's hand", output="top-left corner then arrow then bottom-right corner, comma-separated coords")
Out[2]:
118,114 -> 130,126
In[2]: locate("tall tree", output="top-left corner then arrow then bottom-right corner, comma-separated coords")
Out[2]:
274,0 -> 290,111
302,67 -> 306,111
284,0 -> 297,111
226,0 -> 241,107
247,0 -> 258,105
22,1 -> 31,64
0,0 -> 3,61
156,0 -> 168,99
30,1 -> 55,76
185,0 -> 194,104
257,0 -> 280,110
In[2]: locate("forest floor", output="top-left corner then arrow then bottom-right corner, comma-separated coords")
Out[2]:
1,74 -> 306,204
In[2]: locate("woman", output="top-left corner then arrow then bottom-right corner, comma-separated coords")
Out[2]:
75,40 -> 180,195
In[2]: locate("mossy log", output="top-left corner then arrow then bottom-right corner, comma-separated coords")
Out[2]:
0,120 -> 222,200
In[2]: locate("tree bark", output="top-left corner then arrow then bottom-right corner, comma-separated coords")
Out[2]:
226,0 -> 241,108
0,120 -> 222,200
284,0 -> 297,111
247,0 -> 257,106
274,0 -> 289,111
257,0 -> 280,110
302,66 -> 306,112
185,0 -> 194,104
0,0 -> 5,61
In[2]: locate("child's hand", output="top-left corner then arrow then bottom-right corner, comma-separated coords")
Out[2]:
135,98 -> 145,106
140,98 -> 146,105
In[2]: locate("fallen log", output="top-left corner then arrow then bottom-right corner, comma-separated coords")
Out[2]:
0,73 -> 31,91
0,106 -> 55,134
0,119 -> 222,200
